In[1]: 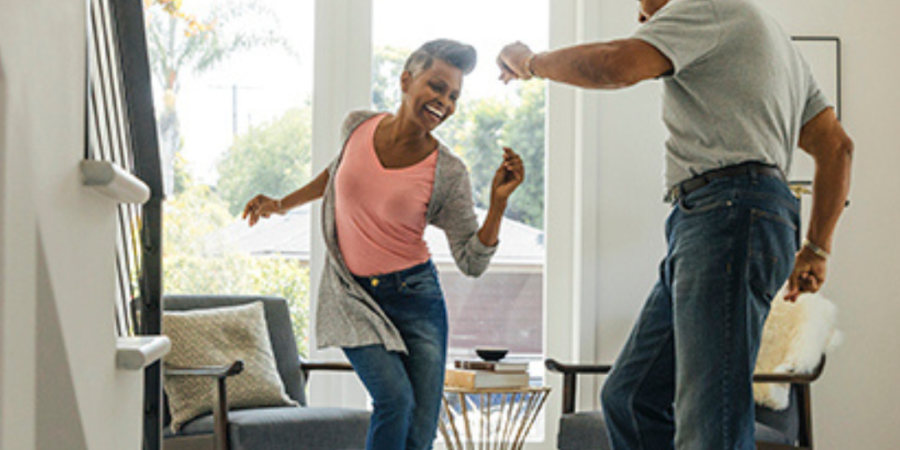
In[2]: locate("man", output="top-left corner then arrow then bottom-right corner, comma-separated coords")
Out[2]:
498,0 -> 852,448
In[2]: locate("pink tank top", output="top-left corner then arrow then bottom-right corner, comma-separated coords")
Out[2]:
334,114 -> 438,276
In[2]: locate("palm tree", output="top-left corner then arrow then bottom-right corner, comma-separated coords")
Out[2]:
144,0 -> 289,194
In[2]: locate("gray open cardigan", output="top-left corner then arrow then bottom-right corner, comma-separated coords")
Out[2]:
315,111 -> 498,353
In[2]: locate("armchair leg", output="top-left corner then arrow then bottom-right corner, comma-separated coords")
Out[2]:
562,373 -> 577,414
797,384 -> 814,450
213,377 -> 229,450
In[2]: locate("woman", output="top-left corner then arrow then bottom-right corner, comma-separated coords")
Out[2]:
242,39 -> 524,450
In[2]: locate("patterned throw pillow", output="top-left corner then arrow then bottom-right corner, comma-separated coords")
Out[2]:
163,301 -> 298,431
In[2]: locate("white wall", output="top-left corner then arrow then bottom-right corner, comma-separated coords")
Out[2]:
589,0 -> 900,448
0,14 -> 38,450
0,1 -> 145,450
589,0 -> 672,368
758,1 -> 900,447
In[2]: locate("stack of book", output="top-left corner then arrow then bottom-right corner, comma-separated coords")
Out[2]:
444,359 -> 530,389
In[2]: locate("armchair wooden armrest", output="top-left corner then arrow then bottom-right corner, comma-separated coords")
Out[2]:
752,356 -> 826,384
299,358 -> 354,381
165,361 -> 245,378
545,356 -> 825,415
545,359 -> 613,375
164,361 -> 244,450
545,358 -> 612,414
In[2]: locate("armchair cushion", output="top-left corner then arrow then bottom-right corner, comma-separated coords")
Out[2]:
755,385 -> 800,445
558,411 -> 611,450
171,406 -> 370,450
163,301 -> 297,431
557,409 -> 793,450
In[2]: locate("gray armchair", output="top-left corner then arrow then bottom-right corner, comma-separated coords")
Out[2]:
162,295 -> 370,450
547,356 -> 826,450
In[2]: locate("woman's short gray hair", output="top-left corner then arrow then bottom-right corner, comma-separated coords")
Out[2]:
404,39 -> 477,77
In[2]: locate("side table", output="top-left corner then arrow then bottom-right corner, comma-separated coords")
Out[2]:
439,386 -> 551,450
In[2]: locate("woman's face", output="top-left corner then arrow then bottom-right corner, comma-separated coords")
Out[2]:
400,58 -> 463,131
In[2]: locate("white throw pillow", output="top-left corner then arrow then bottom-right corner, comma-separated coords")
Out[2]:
753,290 -> 842,410
163,301 -> 297,431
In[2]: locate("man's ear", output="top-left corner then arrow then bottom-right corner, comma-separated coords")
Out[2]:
401,70 -> 412,94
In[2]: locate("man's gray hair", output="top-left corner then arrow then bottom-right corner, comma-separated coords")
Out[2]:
404,39 -> 477,77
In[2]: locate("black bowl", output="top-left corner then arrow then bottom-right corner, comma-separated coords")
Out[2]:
475,347 -> 509,362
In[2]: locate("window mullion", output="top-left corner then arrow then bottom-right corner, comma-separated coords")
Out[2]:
308,0 -> 373,409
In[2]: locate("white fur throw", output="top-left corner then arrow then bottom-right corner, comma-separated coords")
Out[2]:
753,290 -> 842,410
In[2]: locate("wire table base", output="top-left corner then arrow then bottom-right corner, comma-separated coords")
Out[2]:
438,386 -> 551,450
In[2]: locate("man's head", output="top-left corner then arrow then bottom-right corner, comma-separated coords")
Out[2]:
638,0 -> 672,23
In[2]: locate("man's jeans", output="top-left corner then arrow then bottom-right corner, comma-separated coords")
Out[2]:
343,260 -> 448,450
601,172 -> 799,450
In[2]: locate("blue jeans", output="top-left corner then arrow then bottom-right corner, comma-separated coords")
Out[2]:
343,260 -> 448,450
600,172 -> 799,450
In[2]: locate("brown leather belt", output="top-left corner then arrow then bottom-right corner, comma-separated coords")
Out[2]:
665,161 -> 786,204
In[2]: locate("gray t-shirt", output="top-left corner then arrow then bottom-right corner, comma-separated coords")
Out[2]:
632,0 -> 831,190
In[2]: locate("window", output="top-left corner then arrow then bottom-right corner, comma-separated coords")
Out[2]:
146,0 -> 315,354
372,0 -> 549,401
147,0 -> 585,445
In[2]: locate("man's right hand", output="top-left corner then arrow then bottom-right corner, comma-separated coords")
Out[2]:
497,41 -> 534,83
785,247 -> 828,301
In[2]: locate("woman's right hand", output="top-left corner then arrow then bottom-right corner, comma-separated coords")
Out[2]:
242,194 -> 282,227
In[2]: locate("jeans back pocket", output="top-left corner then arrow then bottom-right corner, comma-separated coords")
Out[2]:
747,207 -> 798,303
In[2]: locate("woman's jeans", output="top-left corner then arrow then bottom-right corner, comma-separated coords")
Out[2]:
343,260 -> 448,450
601,172 -> 800,450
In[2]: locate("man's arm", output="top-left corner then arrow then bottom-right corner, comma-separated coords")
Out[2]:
786,107 -> 854,301
497,40 -> 673,89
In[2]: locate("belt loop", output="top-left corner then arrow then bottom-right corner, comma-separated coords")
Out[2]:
749,164 -> 759,184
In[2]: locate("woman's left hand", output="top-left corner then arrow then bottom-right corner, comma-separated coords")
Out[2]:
491,147 -> 525,204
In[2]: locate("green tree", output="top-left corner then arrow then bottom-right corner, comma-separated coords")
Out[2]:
446,99 -> 510,210
216,106 -> 313,216
164,182 -> 311,356
372,46 -> 409,112
172,151 -> 193,195
500,81 -> 545,229
145,0 -> 288,193
435,82 -> 546,230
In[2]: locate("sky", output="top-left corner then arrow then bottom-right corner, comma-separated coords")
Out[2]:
170,0 -> 549,184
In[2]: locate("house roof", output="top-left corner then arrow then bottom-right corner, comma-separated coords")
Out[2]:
203,204 -> 544,265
